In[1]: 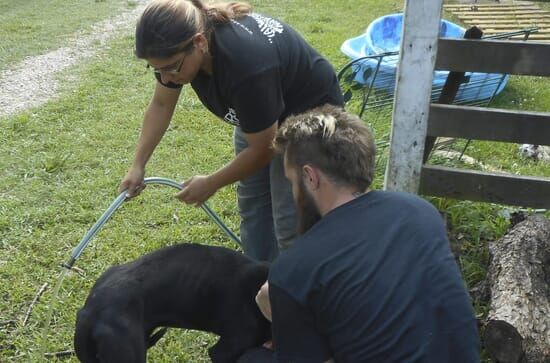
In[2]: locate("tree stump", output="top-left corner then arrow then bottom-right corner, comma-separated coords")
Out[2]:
483,215 -> 550,363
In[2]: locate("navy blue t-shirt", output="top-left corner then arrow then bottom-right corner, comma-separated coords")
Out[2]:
269,191 -> 480,362
155,13 -> 344,133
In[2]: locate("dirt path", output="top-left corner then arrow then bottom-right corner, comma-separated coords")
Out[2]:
0,1 -> 149,118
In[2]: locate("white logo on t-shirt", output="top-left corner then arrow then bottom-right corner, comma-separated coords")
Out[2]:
231,19 -> 253,35
250,13 -> 284,43
224,108 -> 240,126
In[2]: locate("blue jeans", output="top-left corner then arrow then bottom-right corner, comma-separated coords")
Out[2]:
234,127 -> 297,262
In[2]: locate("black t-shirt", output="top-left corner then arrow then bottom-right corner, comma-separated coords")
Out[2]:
269,191 -> 480,363
155,13 -> 344,133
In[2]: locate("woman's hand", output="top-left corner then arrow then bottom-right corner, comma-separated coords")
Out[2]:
175,175 -> 218,207
118,166 -> 146,198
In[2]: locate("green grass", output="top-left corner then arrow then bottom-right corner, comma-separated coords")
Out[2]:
0,0 -> 133,71
1,0 -> 549,362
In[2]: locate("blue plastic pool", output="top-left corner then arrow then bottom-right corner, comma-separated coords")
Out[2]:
340,13 -> 508,103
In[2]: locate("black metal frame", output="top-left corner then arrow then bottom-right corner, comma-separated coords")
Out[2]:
338,28 -> 538,117
338,27 -> 539,161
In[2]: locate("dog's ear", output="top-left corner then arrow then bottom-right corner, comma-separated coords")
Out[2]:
147,327 -> 168,348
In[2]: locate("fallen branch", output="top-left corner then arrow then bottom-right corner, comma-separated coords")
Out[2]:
59,263 -> 85,276
432,149 -> 500,172
483,215 -> 550,363
0,320 -> 17,328
70,265 -> 85,275
44,349 -> 75,359
21,282 -> 48,327
0,343 -> 16,351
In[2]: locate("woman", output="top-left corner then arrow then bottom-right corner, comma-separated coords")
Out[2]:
119,0 -> 344,262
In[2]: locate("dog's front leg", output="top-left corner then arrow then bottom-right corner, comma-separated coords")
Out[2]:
93,304 -> 147,363
94,323 -> 146,363
208,336 -> 247,363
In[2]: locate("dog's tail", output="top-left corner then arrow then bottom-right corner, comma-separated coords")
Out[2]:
74,309 -> 98,362
147,327 -> 168,348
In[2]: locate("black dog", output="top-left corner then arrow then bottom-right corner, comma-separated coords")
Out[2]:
74,244 -> 270,363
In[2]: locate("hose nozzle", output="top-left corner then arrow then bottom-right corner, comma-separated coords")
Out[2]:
62,257 -> 76,270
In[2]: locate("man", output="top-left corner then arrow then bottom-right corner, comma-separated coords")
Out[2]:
247,105 -> 480,362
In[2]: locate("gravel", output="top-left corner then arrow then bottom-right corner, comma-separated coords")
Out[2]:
0,1 -> 149,118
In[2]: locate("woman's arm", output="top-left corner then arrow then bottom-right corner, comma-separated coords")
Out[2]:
132,83 -> 181,167
175,121 -> 277,206
119,83 -> 181,197
212,122 -> 277,186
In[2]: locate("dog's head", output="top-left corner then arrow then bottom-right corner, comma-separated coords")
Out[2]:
518,144 -> 539,160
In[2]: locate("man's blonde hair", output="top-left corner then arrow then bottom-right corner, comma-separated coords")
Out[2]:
274,104 -> 376,191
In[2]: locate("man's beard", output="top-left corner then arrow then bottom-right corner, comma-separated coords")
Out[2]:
297,179 -> 322,235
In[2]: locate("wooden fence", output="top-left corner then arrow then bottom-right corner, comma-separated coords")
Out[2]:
385,0 -> 550,209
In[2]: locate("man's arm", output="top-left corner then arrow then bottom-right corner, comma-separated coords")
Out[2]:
256,281 -> 272,322
268,282 -> 333,362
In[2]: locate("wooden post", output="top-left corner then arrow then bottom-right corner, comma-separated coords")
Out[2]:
384,0 -> 443,193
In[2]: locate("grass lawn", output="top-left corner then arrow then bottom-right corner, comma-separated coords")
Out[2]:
1,0 -> 549,362
0,0 -> 137,72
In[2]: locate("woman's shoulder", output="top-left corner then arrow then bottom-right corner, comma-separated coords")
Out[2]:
211,16 -> 282,84
213,15 -> 283,55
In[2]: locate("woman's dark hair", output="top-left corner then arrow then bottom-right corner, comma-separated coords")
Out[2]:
135,0 -> 252,59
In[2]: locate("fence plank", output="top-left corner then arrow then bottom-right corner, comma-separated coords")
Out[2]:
384,0 -> 443,193
453,10 -> 548,15
454,13 -> 548,19
484,27 -> 550,32
419,165 -> 550,208
444,3 -> 535,8
445,7 -> 541,12
435,38 -> 550,76
465,19 -> 550,23
427,104 -> 550,145
454,17 -> 539,21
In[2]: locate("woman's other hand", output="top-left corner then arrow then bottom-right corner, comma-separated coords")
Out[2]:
175,175 -> 218,207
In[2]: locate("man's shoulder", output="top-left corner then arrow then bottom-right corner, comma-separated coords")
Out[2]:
270,239 -> 312,273
367,189 -> 433,207
270,235 -> 320,283
363,190 -> 440,219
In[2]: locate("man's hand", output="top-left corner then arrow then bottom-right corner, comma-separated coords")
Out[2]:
175,175 -> 218,207
255,281 -> 272,322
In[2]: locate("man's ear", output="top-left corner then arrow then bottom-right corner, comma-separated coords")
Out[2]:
302,164 -> 320,191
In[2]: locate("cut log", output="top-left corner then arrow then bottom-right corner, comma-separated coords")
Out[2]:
484,215 -> 550,363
